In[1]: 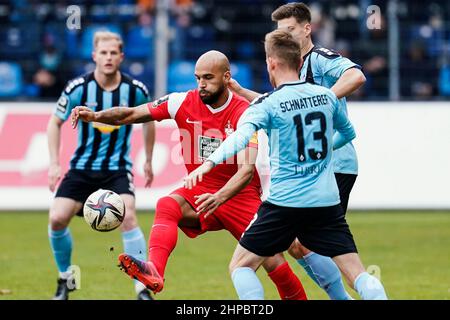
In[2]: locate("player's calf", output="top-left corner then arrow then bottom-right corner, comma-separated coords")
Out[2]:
332,253 -> 387,300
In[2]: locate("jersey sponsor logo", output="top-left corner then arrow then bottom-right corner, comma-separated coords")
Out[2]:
224,120 -> 234,137
56,96 -> 68,113
295,162 -> 328,176
92,122 -> 120,134
198,135 -> 222,161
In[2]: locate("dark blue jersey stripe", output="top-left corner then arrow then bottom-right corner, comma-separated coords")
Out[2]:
101,88 -> 120,170
68,72 -> 145,171
118,84 -> 135,169
70,78 -> 89,168
84,82 -> 103,170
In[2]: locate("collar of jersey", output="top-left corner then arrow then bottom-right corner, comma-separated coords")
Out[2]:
303,45 -> 315,60
205,89 -> 233,114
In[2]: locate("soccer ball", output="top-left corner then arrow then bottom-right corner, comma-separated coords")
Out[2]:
83,189 -> 126,232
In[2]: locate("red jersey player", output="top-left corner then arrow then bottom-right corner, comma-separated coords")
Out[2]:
71,50 -> 307,300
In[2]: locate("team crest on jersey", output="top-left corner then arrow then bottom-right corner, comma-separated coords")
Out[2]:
224,121 -> 234,137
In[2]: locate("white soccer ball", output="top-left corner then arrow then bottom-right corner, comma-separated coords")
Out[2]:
83,189 -> 126,232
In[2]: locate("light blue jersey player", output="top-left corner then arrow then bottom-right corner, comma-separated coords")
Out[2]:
227,2 -> 367,300
301,46 -> 360,177
186,29 -> 387,301
207,81 -> 355,208
47,31 -> 155,300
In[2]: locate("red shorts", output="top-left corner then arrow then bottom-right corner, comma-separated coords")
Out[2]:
172,185 -> 262,240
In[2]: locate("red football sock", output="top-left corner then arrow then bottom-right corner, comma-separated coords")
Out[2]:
148,196 -> 182,278
268,261 -> 308,300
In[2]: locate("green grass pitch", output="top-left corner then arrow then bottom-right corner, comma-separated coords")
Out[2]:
0,211 -> 449,300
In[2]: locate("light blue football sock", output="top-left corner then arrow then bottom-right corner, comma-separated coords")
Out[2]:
122,227 -> 147,293
297,258 -> 321,286
48,225 -> 72,274
122,227 -> 147,261
304,252 -> 353,300
354,272 -> 388,300
231,267 -> 264,300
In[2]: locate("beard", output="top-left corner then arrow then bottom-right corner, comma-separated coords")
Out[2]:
199,84 -> 226,105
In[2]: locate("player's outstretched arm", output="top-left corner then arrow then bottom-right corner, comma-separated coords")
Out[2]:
330,68 -> 366,99
71,104 -> 153,128
228,78 -> 260,102
194,146 -> 257,217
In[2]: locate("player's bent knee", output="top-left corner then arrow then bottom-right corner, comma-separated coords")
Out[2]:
121,209 -> 138,231
262,253 -> 286,273
156,196 -> 184,220
229,245 -> 262,274
119,194 -> 138,231
49,212 -> 71,230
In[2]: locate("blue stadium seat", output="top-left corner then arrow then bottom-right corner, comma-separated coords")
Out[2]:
167,60 -> 197,92
73,61 -> 96,77
0,62 -> 23,97
125,26 -> 154,59
409,25 -> 445,58
0,24 -> 40,58
80,25 -> 122,59
65,28 -> 80,58
438,65 -> 450,96
236,41 -> 256,60
183,25 -> 216,60
124,61 -> 153,93
231,62 -> 253,89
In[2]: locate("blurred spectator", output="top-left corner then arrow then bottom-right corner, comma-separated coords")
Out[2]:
401,41 -> 438,99
1,0 -> 449,100
32,37 -> 64,98
310,3 -> 336,49
137,0 -> 155,13
355,15 -> 388,99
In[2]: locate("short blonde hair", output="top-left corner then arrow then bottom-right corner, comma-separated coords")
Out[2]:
264,29 -> 302,71
93,31 -> 123,52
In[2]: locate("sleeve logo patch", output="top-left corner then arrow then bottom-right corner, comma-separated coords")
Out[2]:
56,96 -> 68,113
153,94 -> 169,108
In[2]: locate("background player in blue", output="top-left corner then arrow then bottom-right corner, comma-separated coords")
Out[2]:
228,2 -> 366,300
46,32 -> 156,300
185,30 -> 387,300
